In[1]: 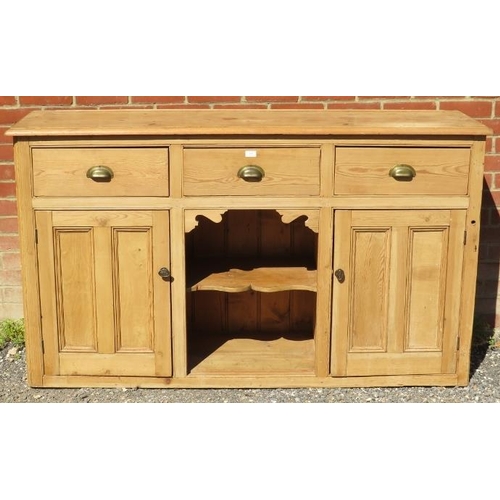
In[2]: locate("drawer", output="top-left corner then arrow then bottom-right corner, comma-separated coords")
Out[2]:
183,148 -> 320,196
334,146 -> 470,195
32,148 -> 169,196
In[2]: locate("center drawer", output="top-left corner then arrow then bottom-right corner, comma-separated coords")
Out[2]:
32,147 -> 169,197
183,147 -> 320,196
334,146 -> 470,195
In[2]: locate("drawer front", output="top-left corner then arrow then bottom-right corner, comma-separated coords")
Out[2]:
334,147 -> 470,195
32,148 -> 169,196
183,148 -> 320,196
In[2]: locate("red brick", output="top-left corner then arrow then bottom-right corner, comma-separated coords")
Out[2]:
19,96 -> 73,106
0,127 -> 13,144
484,173 -> 495,190
0,97 -> 16,105
188,96 -> 241,103
487,190 -> 500,205
157,104 -> 211,109
2,252 -> 21,271
0,285 -> 23,301
327,102 -> 381,110
358,96 -> 410,99
246,96 -> 299,103
0,235 -> 19,251
98,105 -> 154,110
384,101 -> 437,110
495,100 -> 500,118
0,144 -> 13,162
480,119 -> 500,135
0,165 -> 14,180
270,103 -> 324,109
495,138 -> 500,153
0,302 -> 24,317
489,207 -> 500,226
0,182 -> 15,197
486,137 -> 494,154
75,96 -> 128,105
302,96 -> 356,101
213,104 -> 268,109
0,108 -> 31,126
484,155 -> 500,172
0,217 -> 18,232
0,200 -> 17,216
440,100 -> 492,118
132,96 -> 185,104
483,196 -> 500,217
0,269 -> 22,285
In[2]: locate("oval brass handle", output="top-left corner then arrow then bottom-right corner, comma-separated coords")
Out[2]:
237,165 -> 265,182
389,164 -> 416,182
86,165 -> 114,182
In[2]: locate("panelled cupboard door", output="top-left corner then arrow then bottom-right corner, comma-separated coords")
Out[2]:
36,211 -> 172,378
331,210 -> 466,377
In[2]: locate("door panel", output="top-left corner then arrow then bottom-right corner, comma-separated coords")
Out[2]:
332,210 -> 466,377
55,228 -> 97,352
36,211 -> 172,377
349,228 -> 390,352
406,228 -> 447,351
114,228 -> 154,352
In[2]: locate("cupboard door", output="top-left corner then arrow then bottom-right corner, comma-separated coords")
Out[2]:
36,211 -> 172,377
331,210 -> 465,377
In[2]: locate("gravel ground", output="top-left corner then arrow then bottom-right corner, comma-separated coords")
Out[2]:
1,341 -> 499,403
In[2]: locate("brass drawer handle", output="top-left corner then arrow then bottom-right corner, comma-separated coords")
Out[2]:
86,165 -> 114,182
389,164 -> 416,182
237,165 -> 265,182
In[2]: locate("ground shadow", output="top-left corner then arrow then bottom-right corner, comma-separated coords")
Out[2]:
469,179 -> 499,377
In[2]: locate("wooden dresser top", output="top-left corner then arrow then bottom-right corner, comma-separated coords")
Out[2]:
7,109 -> 492,137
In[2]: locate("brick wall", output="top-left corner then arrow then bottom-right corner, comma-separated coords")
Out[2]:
1,96 -> 499,326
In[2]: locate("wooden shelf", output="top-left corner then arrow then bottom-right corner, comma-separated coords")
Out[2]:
188,267 -> 317,293
188,333 -> 315,376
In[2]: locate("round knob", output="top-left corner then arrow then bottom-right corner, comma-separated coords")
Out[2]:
334,269 -> 345,283
158,267 -> 171,279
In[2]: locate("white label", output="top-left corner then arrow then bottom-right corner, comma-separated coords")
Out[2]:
245,150 -> 257,158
